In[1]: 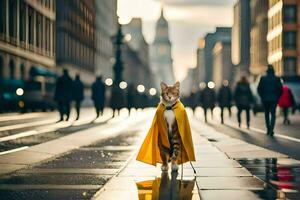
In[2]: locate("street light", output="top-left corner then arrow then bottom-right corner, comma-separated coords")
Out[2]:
149,88 -> 157,96
137,84 -> 145,93
199,82 -> 206,89
124,34 -> 132,42
119,81 -> 127,90
207,81 -> 215,89
105,78 -> 113,86
16,88 -> 24,96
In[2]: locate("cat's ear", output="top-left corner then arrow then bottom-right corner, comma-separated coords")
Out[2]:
174,81 -> 180,89
161,82 -> 167,90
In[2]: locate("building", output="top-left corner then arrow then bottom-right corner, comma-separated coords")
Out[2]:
195,38 -> 206,85
150,8 -> 174,88
203,27 -> 232,82
250,0 -> 269,77
56,0 -> 96,85
95,0 -> 118,80
213,39 -> 234,88
232,0 -> 250,76
0,0 -> 55,80
268,0 -> 300,76
181,67 -> 198,96
123,18 -> 155,90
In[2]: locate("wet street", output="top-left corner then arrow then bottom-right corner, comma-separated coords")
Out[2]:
0,108 -> 299,200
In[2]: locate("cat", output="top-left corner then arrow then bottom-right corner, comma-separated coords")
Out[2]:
159,81 -> 181,172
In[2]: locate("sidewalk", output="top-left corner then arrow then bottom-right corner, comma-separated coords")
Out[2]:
93,116 -> 300,200
0,111 -> 153,176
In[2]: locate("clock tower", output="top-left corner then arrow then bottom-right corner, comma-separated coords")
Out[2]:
150,8 -> 174,88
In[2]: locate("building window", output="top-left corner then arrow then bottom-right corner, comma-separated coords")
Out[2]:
8,0 -> 17,38
36,13 -> 42,48
284,5 -> 297,23
284,57 -> 296,76
28,7 -> 34,45
9,60 -> 15,79
0,0 -> 6,34
0,56 -> 3,79
284,31 -> 297,49
20,2 -> 26,42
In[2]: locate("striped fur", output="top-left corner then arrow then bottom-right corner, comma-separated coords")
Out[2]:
159,82 -> 182,171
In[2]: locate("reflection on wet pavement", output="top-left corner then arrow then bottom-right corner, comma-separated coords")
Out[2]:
136,172 -> 195,200
238,158 -> 300,199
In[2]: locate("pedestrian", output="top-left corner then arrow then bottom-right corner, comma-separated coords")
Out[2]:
126,84 -> 135,114
217,80 -> 232,124
278,84 -> 295,125
54,69 -> 73,121
189,89 -> 198,115
200,83 -> 216,123
234,76 -> 253,129
72,74 -> 84,120
257,65 -> 282,136
91,76 -> 106,119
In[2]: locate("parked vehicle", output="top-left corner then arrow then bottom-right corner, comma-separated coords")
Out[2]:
0,67 -> 57,113
0,79 -> 24,112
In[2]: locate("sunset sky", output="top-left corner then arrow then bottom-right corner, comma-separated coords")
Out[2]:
117,0 -> 235,81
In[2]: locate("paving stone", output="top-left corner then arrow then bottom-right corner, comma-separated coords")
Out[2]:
199,190 -> 272,200
227,150 -> 288,159
0,189 -> 97,200
185,159 -> 241,168
194,167 -> 251,177
196,177 -> 264,190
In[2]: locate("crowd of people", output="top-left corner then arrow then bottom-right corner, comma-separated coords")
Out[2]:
54,69 -> 159,122
184,65 -> 296,136
54,69 -> 106,122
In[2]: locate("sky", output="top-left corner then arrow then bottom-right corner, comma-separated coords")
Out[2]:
118,0 -> 236,81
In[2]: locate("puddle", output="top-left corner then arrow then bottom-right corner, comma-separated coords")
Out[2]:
136,172 -> 196,200
237,158 -> 300,199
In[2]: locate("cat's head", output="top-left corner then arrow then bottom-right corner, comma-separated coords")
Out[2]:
160,81 -> 180,106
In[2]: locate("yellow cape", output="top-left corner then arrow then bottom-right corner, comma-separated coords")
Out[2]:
136,100 -> 196,165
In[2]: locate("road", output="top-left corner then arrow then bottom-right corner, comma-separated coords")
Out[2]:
0,108 -> 299,199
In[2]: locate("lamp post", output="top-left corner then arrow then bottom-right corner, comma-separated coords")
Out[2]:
110,23 -> 127,115
112,23 -> 124,84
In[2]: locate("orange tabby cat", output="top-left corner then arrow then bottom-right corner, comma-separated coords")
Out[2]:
159,81 -> 181,172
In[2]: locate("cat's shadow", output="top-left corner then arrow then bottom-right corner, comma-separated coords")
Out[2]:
136,171 -> 195,200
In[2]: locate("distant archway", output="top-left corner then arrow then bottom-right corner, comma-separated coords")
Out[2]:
20,64 -> 25,80
9,59 -> 15,79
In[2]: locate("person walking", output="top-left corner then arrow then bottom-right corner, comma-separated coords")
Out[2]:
200,84 -> 216,123
257,65 -> 282,136
91,76 -> 106,119
234,76 -> 253,129
54,69 -> 73,121
217,80 -> 232,124
72,74 -> 84,120
278,84 -> 295,125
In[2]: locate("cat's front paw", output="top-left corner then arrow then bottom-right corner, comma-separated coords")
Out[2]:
161,164 -> 169,172
171,163 -> 178,172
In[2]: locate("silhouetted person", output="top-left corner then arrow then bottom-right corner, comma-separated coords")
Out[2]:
258,65 -> 282,136
189,90 -> 198,114
92,76 -> 106,118
72,74 -> 84,120
54,69 -> 73,121
234,76 -> 253,129
278,84 -> 295,125
218,80 -> 232,124
200,84 -> 216,123
126,84 -> 135,114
